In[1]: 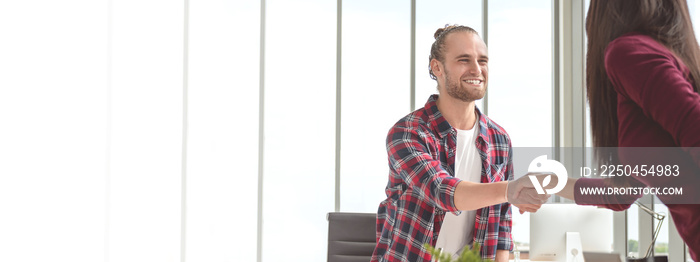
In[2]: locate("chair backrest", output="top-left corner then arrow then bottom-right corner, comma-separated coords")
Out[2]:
327,212 -> 376,262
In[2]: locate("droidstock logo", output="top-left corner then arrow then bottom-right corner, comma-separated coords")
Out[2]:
527,155 -> 568,194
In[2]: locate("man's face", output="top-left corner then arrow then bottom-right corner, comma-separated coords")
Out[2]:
435,32 -> 488,102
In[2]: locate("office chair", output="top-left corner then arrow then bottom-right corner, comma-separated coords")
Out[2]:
327,212 -> 376,262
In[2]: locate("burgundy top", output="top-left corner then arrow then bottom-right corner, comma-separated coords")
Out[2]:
574,33 -> 700,259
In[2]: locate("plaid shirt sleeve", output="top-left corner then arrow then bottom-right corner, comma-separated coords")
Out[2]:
386,124 -> 461,213
372,116 -> 463,262
497,144 -> 514,251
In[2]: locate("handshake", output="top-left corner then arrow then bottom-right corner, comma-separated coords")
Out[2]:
506,173 -> 559,214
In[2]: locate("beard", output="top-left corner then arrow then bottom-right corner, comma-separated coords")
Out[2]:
444,69 -> 486,102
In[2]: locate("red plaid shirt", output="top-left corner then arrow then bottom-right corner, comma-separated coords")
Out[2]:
372,95 -> 514,261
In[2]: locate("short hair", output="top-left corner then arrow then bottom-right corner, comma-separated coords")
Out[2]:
428,25 -> 479,80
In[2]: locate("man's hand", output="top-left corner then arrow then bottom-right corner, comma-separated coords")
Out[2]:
506,173 -> 556,213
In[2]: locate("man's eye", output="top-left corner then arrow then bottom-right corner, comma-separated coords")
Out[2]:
459,59 -> 469,63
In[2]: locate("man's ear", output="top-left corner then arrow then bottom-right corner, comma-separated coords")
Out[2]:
430,59 -> 443,78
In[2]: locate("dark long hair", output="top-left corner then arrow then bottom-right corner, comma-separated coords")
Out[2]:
586,0 -> 700,164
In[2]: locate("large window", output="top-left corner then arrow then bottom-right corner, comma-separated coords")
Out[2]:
187,0 -> 259,261
264,0 -> 336,261
3,1 -> 694,262
487,0 -> 553,250
340,0 -> 410,212
487,0 -> 552,148
109,1 -> 185,261
0,1 -> 110,261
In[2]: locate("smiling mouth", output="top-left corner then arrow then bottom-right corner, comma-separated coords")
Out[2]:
464,79 -> 483,85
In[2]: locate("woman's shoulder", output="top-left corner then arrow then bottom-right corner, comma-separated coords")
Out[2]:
606,32 -> 672,58
603,32 -> 686,99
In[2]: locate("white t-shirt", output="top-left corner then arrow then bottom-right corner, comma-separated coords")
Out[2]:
434,119 -> 482,256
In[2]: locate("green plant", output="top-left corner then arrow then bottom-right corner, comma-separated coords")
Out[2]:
628,239 -> 639,253
654,242 -> 668,253
424,243 -> 493,262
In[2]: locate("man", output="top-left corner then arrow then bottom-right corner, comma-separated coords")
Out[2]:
371,25 -> 549,262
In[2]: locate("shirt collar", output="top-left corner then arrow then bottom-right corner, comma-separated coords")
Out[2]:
475,106 -> 488,145
424,95 -> 452,139
424,94 -> 489,144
